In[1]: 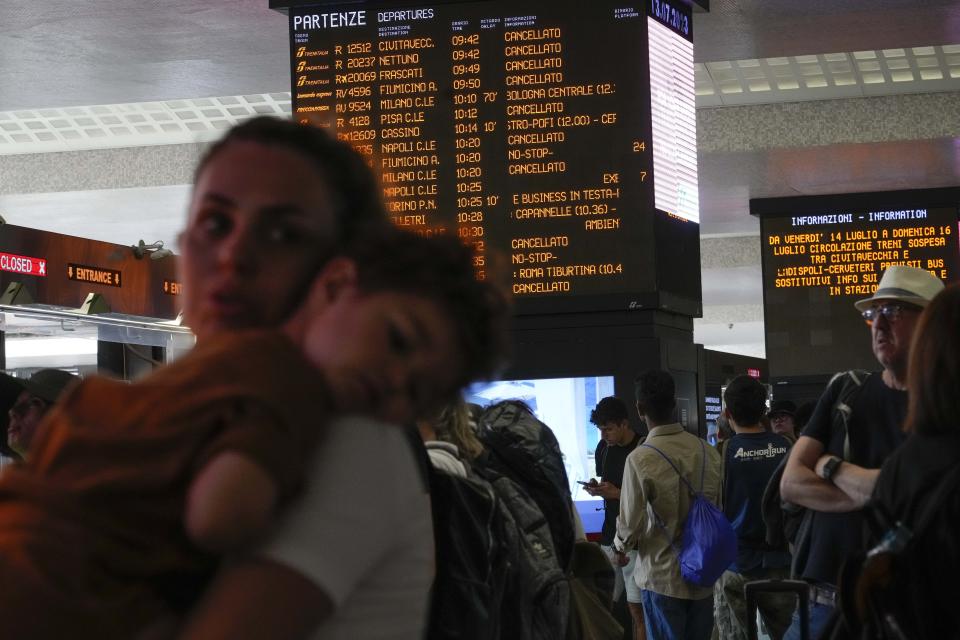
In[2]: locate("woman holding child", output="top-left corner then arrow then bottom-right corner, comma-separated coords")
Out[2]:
0,117 -> 509,639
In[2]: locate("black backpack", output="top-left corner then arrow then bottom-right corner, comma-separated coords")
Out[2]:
832,464 -> 960,640
567,540 -> 622,640
426,464 -> 510,640
477,400 -> 576,570
761,370 -> 870,566
475,464 -> 571,640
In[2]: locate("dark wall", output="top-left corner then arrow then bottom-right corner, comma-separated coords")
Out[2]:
703,348 -> 768,386
506,310 -> 704,437
769,374 -> 831,413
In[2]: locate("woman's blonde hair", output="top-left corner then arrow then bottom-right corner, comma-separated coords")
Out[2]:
429,398 -> 484,460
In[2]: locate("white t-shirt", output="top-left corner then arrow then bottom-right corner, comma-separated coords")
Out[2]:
261,416 -> 434,639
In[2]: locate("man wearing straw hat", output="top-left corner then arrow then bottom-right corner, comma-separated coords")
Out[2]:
779,265 -> 945,640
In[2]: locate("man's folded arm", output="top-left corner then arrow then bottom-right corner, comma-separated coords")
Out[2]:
781,435 -> 859,512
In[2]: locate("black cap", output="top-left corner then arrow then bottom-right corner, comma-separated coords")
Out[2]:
768,399 -> 797,418
12,369 -> 79,404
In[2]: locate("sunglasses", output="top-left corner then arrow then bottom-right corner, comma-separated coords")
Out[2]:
861,302 -> 913,325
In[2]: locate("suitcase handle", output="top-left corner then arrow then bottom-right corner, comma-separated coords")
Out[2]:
744,579 -> 809,640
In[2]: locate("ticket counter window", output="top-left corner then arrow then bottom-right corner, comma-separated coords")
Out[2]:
0,310 -> 194,382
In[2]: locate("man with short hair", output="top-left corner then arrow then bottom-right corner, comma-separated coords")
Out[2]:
6,369 -> 78,457
780,265 -> 945,640
767,399 -> 797,442
715,375 -> 793,640
615,370 -> 721,640
588,396 -> 645,640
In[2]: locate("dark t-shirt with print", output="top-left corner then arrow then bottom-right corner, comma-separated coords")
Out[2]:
723,431 -> 792,573
795,373 -> 907,586
594,433 -> 641,546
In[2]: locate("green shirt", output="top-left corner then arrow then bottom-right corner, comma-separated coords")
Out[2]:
615,423 -> 722,600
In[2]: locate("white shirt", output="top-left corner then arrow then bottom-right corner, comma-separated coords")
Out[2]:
261,417 -> 434,639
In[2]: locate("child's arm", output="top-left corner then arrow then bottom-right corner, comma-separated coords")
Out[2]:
175,559 -> 332,640
185,451 -> 278,552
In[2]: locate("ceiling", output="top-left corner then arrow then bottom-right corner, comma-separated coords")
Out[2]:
693,0 -> 960,62
5,1 -> 960,113
2,0 -> 960,359
0,1 -> 291,112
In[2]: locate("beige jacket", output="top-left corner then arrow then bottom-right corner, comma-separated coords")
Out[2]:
614,423 -> 722,600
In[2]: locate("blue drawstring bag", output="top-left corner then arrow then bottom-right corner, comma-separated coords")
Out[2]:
642,439 -> 737,587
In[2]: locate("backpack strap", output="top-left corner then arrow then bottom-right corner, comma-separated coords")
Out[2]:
639,440 -> 711,560
716,438 -> 730,509
641,443 -> 698,497
403,424 -> 431,494
830,369 -> 870,460
697,438 -> 707,494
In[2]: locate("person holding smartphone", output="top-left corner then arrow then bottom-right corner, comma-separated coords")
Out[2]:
588,396 -> 645,640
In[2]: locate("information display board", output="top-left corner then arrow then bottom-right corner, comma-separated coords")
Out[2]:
754,190 -> 960,378
288,0 -> 700,314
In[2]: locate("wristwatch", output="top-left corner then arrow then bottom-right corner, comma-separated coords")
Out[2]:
821,456 -> 843,483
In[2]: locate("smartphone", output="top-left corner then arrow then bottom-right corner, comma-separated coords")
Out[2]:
576,479 -> 598,487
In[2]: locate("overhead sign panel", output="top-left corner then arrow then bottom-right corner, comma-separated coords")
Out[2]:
0,226 -> 180,320
67,263 -> 122,288
754,189 -> 960,378
289,0 -> 700,314
0,252 -> 47,277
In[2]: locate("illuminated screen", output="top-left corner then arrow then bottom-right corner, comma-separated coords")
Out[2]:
704,388 -> 721,445
465,374 -> 615,534
289,0 -> 699,314
648,16 -> 698,222
755,192 -> 960,378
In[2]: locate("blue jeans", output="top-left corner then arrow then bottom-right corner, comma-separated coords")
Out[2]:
640,590 -> 712,640
784,601 -> 833,640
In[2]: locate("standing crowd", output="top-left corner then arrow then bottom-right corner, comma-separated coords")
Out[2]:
589,264 -> 959,640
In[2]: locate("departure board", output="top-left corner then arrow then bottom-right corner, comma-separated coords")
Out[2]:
754,190 -> 960,378
288,0 -> 700,314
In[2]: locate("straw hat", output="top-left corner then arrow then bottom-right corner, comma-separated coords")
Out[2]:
853,265 -> 945,312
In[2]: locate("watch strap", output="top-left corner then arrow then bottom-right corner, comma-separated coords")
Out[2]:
822,456 -> 843,482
